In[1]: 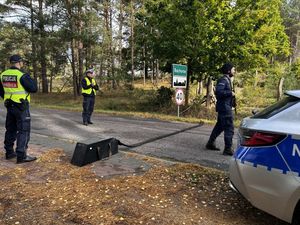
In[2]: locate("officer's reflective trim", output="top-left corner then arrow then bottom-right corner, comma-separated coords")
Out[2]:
5,91 -> 28,95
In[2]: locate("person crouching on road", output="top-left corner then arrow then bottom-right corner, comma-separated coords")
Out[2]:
206,62 -> 236,156
81,69 -> 99,126
0,54 -> 38,163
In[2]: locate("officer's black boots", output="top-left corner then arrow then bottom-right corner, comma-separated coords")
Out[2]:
88,121 -> 93,124
17,155 -> 37,164
223,147 -> 234,156
5,152 -> 16,160
205,142 -> 220,151
83,122 -> 88,126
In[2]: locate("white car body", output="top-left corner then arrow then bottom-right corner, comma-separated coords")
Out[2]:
229,90 -> 300,224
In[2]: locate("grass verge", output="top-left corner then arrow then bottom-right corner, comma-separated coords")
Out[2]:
30,90 -> 253,127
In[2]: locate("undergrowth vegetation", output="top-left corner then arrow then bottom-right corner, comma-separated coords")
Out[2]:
31,72 -> 300,126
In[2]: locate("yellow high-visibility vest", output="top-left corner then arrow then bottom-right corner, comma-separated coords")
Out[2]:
0,69 -> 30,103
81,77 -> 96,95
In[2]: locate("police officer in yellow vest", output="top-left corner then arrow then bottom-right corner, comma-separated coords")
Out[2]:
81,69 -> 99,126
0,55 -> 38,163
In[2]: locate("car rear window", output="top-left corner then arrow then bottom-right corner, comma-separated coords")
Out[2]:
252,95 -> 300,119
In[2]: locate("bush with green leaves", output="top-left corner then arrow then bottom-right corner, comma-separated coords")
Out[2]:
152,86 -> 174,108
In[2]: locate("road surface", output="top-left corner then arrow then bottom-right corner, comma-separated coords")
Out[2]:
0,107 -> 238,171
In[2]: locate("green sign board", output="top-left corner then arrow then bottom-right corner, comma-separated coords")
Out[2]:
172,64 -> 187,88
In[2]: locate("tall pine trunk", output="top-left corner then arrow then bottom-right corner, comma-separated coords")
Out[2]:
130,0 -> 135,83
38,0 -> 48,93
71,40 -> 79,98
77,13 -> 84,95
66,0 -> 79,98
30,0 -> 38,86
118,0 -> 124,86
109,2 -> 116,89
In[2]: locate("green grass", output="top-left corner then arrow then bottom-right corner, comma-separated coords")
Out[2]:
30,90 -> 218,125
29,78 -> 275,127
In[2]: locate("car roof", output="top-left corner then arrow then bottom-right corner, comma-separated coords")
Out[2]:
285,90 -> 300,98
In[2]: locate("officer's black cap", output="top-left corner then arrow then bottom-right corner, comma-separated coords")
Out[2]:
9,55 -> 23,63
221,62 -> 234,74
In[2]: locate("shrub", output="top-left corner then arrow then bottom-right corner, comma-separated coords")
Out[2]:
155,86 -> 174,107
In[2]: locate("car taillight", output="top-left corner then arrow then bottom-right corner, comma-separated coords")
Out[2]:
240,130 -> 286,147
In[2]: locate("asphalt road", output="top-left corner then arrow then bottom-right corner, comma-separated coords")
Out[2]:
0,107 -> 238,171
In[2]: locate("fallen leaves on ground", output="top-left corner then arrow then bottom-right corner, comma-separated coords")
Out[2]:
0,149 -> 288,225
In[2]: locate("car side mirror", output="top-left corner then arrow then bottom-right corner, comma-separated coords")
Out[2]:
252,109 -> 259,115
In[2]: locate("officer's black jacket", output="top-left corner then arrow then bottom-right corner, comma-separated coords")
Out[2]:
0,66 -> 38,99
215,74 -> 234,115
81,76 -> 99,97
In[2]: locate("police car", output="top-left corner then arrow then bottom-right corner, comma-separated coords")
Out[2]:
229,90 -> 300,224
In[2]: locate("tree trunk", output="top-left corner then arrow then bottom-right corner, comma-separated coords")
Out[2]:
71,40 -> 79,98
50,70 -> 54,93
254,69 -> 258,87
78,25 -> 84,95
206,77 -> 213,108
151,59 -> 154,84
38,0 -> 48,93
65,0 -> 79,98
277,77 -> 285,101
103,0 -> 114,87
197,80 -> 203,95
99,57 -> 104,86
156,59 -> 159,84
30,0 -> 38,86
294,30 -> 300,62
118,0 -> 124,83
143,44 -> 146,86
130,0 -> 134,83
185,72 -> 189,107
109,2 -> 116,89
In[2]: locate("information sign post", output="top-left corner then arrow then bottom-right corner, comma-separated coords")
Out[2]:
175,89 -> 185,117
172,64 -> 187,89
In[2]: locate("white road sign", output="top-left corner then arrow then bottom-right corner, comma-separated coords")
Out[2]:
175,89 -> 185,105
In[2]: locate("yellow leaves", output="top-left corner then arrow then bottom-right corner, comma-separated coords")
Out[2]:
0,149 -> 251,224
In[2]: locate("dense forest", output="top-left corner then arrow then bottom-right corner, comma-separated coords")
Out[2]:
0,0 -> 299,103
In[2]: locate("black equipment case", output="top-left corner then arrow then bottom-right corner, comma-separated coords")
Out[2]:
71,138 -> 119,167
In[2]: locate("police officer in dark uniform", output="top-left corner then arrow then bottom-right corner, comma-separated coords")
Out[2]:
81,69 -> 99,126
0,55 -> 38,163
206,63 -> 236,156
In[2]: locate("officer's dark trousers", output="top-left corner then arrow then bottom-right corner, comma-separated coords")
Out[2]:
208,113 -> 234,149
4,105 -> 31,158
82,96 -> 95,123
